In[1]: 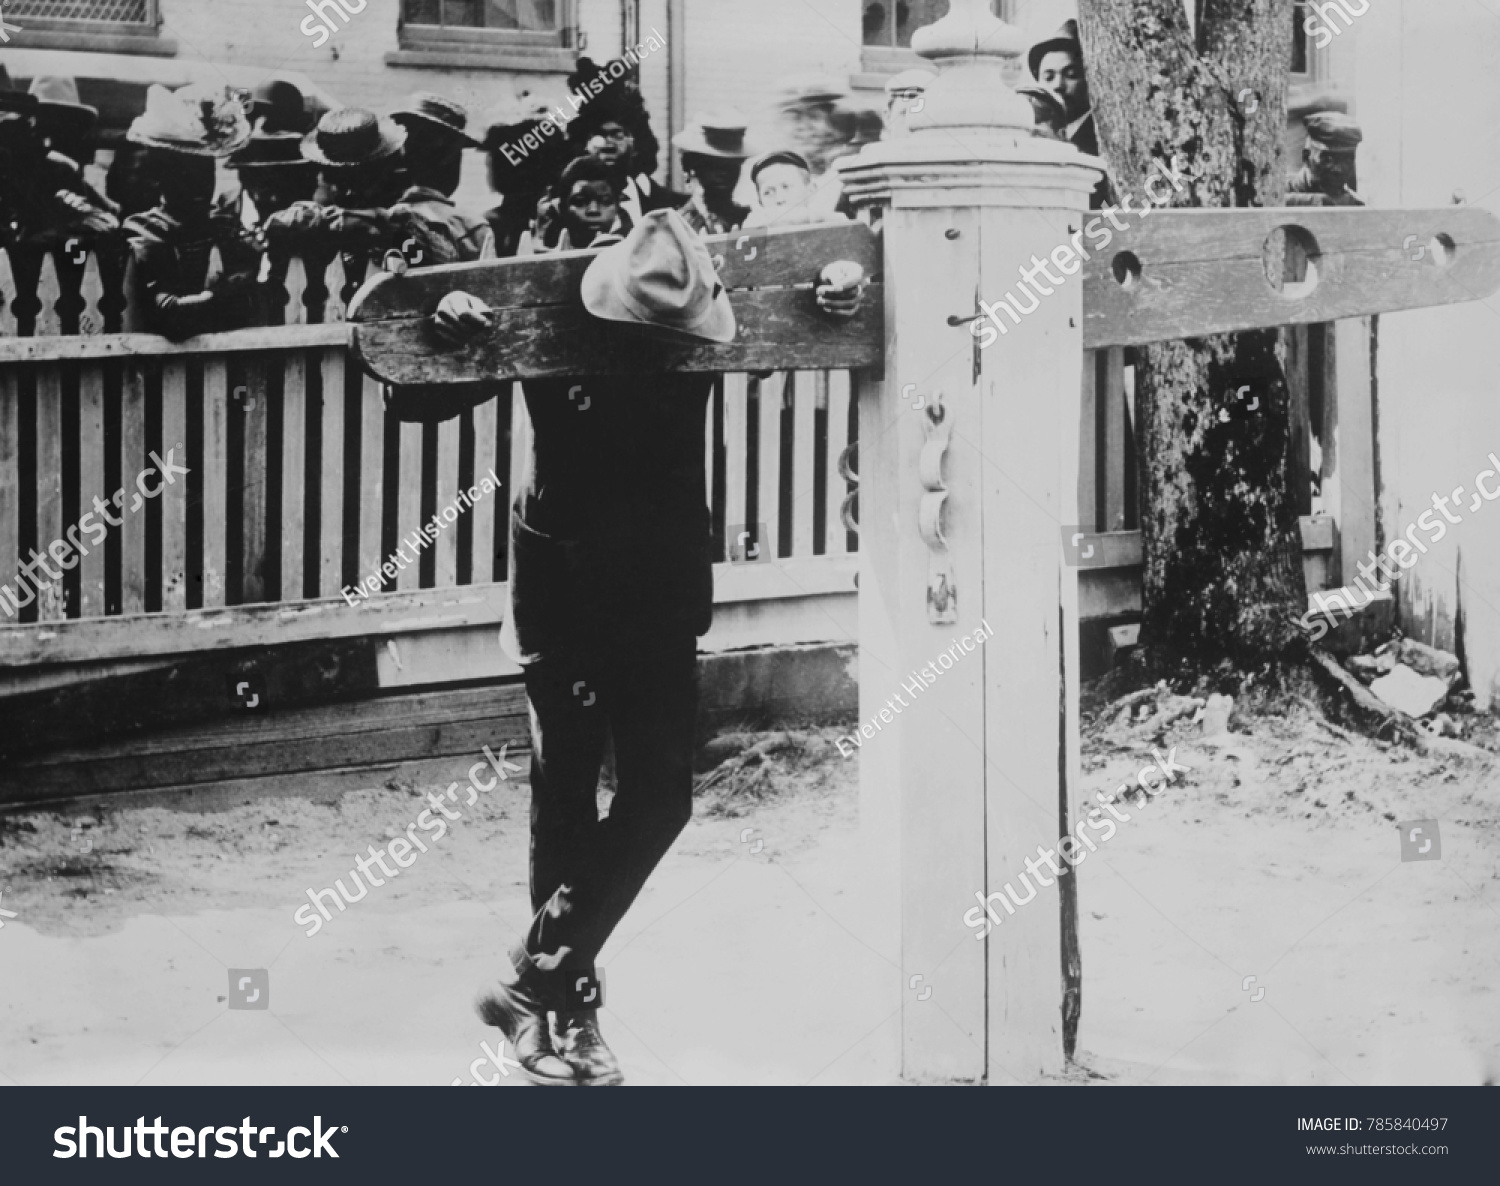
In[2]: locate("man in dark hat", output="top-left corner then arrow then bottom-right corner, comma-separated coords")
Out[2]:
1028,19 -> 1097,156
387,93 -> 494,262
230,128 -> 320,228
28,77 -> 101,171
425,208 -> 868,1086
0,86 -> 121,315
1287,112 -> 1364,207
250,80 -> 315,138
672,110 -> 756,235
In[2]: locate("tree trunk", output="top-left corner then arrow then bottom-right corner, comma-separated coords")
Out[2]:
1076,0 -> 1308,668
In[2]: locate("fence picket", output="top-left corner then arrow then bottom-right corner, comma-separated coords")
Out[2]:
281,351 -> 308,601
0,370 -> 18,613
470,396 -> 500,585
319,349 -> 346,599
201,359 -> 231,608
825,370 -> 852,555
793,370 -> 817,558
161,360 -> 190,613
435,416 -> 461,589
120,361 -> 148,615
396,420 -> 424,592
35,364 -> 66,620
77,364 -> 107,617
357,374 -> 386,588
723,372 -> 748,556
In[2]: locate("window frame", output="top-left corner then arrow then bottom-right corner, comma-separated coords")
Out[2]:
4,0 -> 174,54
397,0 -> 576,51
858,1 -> 1016,79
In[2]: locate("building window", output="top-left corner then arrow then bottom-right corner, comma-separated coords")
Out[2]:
399,0 -> 571,46
4,0 -> 170,53
859,2 -> 1013,74
8,0 -> 154,21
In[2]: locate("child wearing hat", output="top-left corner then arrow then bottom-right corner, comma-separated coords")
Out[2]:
743,150 -> 848,228
123,84 -> 264,339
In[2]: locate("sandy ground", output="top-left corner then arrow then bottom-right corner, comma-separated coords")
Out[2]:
1,699 -> 1497,1087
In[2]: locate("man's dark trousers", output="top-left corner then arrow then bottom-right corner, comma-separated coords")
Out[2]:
504,372 -> 715,999
513,627 -> 698,986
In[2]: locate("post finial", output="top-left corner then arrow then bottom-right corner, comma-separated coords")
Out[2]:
907,0 -> 1032,137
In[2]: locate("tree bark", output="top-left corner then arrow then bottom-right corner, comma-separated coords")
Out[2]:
1076,0 -> 1307,668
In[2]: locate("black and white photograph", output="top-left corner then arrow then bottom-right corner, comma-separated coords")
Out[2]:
0,0 -> 1496,1173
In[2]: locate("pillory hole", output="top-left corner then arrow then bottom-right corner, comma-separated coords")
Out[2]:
1111,251 -> 1143,291
1263,225 -> 1321,300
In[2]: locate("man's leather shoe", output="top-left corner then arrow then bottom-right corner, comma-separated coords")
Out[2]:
476,969 -> 578,1087
552,1011 -> 625,1086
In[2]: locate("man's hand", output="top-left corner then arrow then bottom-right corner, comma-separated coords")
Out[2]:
432,291 -> 496,346
815,260 -> 867,321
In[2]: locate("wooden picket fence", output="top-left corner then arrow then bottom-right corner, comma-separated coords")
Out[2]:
0,240 -> 1372,800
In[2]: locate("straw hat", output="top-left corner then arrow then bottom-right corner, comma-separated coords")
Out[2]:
884,68 -> 934,97
391,92 -> 480,148
301,108 -> 406,168
581,208 -> 736,344
126,84 -> 252,157
672,109 -> 758,159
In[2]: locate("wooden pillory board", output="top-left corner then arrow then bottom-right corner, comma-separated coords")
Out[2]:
351,1 -> 1500,1083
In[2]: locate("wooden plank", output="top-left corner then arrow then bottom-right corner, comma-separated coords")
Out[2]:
1061,517 -> 1333,575
723,372 -> 749,557
239,356 -> 271,604
1332,318 -> 1376,589
351,221 -> 880,322
34,364 -> 66,621
1083,206 -> 1500,348
281,350 -> 308,602
435,415 -> 461,588
0,582 -> 509,668
1100,346 -> 1128,532
1,685 -> 530,805
201,359 -> 230,608
395,420 -> 424,591
119,361 -> 148,615
792,370 -> 817,557
319,349 -> 346,599
76,363 -> 107,618
0,369 -> 18,614
470,396 -> 500,584
506,393 -> 531,582
358,375 -> 386,589
1078,350 -> 1099,533
160,360 -> 189,613
824,369 -> 852,554
757,373 -> 782,559
354,286 -> 885,385
0,323 -> 347,364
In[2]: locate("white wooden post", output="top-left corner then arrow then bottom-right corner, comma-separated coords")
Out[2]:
841,0 -> 1100,1082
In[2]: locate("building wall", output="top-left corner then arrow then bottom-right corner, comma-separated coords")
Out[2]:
148,0 -> 631,210
1347,0 -> 1500,705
